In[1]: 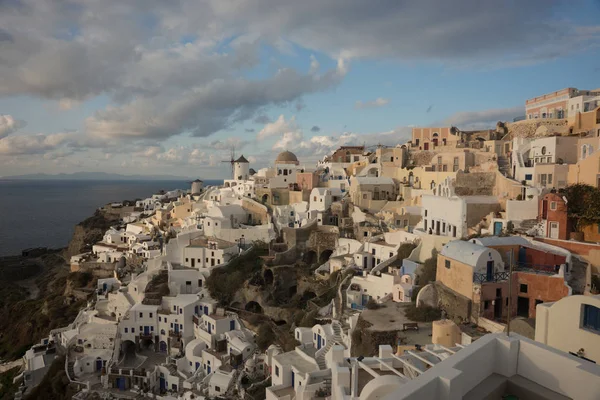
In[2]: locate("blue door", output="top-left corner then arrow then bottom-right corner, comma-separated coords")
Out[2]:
194,306 -> 198,315
230,320 -> 235,331
96,359 -> 103,371
102,283 -> 107,291
204,306 -> 209,315
317,335 -> 322,350
362,294 -> 369,306
117,378 -> 126,391
486,261 -> 494,281
144,326 -> 150,335
160,341 -> 167,352
174,324 -> 179,333
159,377 -> 166,391
518,247 -> 527,266
207,365 -> 211,374
195,362 -> 200,370
494,222 -> 503,236
291,371 -> 295,388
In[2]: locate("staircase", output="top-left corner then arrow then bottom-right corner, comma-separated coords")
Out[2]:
497,155 -> 510,176
67,362 -> 75,379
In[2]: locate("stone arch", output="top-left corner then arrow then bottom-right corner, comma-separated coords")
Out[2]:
304,250 -> 317,264
262,193 -> 269,203
140,338 -> 154,351
159,341 -> 167,353
245,301 -> 263,314
264,269 -> 274,285
319,249 -> 333,263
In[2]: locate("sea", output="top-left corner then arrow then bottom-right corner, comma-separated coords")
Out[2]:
0,179 -> 223,257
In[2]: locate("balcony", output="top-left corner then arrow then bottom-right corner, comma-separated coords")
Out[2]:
169,330 -> 182,338
192,314 -> 200,325
473,271 -> 510,284
515,262 -> 559,275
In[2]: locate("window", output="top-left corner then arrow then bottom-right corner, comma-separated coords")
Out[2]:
215,386 -> 221,392
525,174 -> 532,180
484,300 -> 490,309
445,260 -> 451,269
275,366 -> 280,377
124,328 -> 128,333
150,313 -> 153,318
548,174 -> 553,184
520,284 -> 528,293
550,201 -> 557,210
131,328 -> 135,333
139,312 -> 143,318
582,304 -> 600,333
496,288 -> 501,297
541,146 -> 546,155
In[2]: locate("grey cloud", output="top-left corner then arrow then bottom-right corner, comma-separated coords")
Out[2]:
311,125 -> 320,132
245,128 -> 255,133
442,106 -> 524,130
253,115 -> 271,124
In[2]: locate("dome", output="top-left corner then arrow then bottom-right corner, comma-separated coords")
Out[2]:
275,150 -> 299,164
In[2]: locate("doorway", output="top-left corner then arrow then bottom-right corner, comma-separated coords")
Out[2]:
517,296 -> 529,318
494,222 -> 503,236
549,222 -> 559,239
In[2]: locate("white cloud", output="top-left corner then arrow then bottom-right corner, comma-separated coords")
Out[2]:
273,131 -> 303,150
257,115 -> 299,140
0,115 -> 25,139
355,98 -> 390,109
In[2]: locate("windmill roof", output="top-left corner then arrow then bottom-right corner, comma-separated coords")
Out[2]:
235,155 -> 249,163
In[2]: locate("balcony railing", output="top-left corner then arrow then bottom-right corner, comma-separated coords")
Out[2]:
473,271 -> 510,284
169,330 -> 182,338
515,262 -> 559,275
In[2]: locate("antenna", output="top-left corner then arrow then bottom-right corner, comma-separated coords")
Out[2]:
221,144 -> 236,177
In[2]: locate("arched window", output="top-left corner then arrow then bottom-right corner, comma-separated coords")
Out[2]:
582,145 -> 588,160
541,146 -> 546,155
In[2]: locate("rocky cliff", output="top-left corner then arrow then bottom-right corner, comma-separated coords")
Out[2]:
64,210 -> 120,258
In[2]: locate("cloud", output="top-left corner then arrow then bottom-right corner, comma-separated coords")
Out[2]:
245,128 -> 255,133
311,125 -> 320,132
253,115 -> 271,124
442,105 -> 524,130
0,115 -> 25,138
0,133 -> 72,155
257,115 -> 299,140
273,131 -> 303,151
355,98 -> 390,109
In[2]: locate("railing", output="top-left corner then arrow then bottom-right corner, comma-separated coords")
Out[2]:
473,271 -> 510,283
169,330 -> 182,338
515,262 -> 559,275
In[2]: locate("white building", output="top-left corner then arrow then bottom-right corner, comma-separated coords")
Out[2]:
182,236 -> 239,269
535,294 -> 600,364
309,187 -> 343,212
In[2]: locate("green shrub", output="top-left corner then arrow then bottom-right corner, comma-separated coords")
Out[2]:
417,256 -> 437,286
397,243 -> 417,260
404,304 -> 442,322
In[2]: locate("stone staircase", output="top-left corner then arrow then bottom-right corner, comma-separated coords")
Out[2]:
67,362 -> 75,379
514,219 -> 538,234
497,155 -> 510,176
315,322 -> 346,370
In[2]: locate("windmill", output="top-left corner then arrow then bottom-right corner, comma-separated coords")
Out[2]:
221,145 -> 236,178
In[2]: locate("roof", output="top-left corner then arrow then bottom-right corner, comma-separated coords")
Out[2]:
275,150 -> 299,163
355,177 -> 395,185
472,236 -> 529,247
193,179 -> 203,182
235,155 -> 249,163
189,236 -> 236,249
440,240 -> 491,266
273,349 -> 318,374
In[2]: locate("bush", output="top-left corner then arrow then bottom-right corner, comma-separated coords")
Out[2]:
404,304 -> 442,322
592,275 -> 600,294
365,298 -> 379,310
298,310 -> 318,327
417,255 -> 437,286
397,243 -> 417,260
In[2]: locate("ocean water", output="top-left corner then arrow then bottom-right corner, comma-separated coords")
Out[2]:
0,179 -> 222,256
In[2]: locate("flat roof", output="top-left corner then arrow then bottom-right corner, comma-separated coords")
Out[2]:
274,349 -> 318,374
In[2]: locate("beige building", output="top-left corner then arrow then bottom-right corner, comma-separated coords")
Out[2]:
535,294 -> 600,363
411,127 -> 461,150
349,176 -> 397,212
428,150 -> 475,172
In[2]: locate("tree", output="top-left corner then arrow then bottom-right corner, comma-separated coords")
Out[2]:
397,242 -> 417,261
563,184 -> 600,232
417,255 -> 437,286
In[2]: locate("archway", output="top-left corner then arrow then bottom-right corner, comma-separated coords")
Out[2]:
159,341 -> 167,353
120,340 -> 136,365
264,269 -> 274,285
140,338 -> 154,351
262,194 -> 269,203
245,301 -> 263,314
304,251 -> 317,264
319,249 -> 333,264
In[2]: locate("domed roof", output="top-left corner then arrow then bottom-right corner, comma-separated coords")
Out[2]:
275,150 -> 298,163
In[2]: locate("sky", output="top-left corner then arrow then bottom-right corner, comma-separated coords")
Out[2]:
0,0 -> 599,179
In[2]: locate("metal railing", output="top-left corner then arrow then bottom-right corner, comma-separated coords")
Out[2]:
473,271 -> 510,283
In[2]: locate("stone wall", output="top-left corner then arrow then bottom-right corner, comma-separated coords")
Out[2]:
454,171 -> 496,196
434,282 -> 472,324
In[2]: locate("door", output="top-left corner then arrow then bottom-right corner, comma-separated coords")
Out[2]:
317,335 -> 322,350
486,261 -> 494,282
518,247 -> 527,267
494,222 -> 503,236
291,371 -> 295,388
208,324 -> 211,334
174,324 -> 179,333
542,200 -> 548,219
362,294 -> 369,306
362,257 -> 367,269
160,341 -> 167,352
550,222 -> 559,239
196,362 -> 201,370
144,326 -> 150,335
207,365 -> 211,374
494,298 -> 502,320
191,258 -> 195,267
230,320 -> 235,331
96,359 -> 103,371
117,378 -> 126,391
102,283 -> 107,291
517,296 -> 530,318
159,377 -> 166,391
204,306 -> 209,315
424,142 -> 429,150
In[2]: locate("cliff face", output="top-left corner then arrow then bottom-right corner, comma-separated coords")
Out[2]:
64,210 -> 120,258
